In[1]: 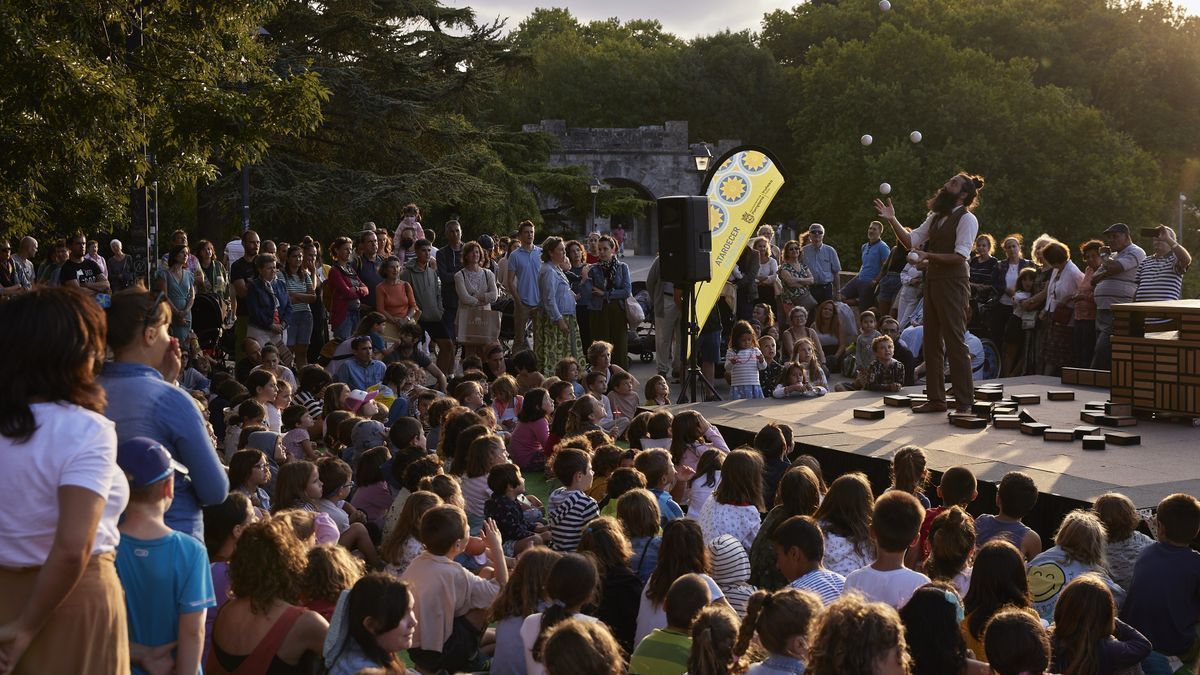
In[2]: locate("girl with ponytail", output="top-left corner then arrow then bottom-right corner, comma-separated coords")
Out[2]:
688,605 -> 745,675
521,553 -> 599,675
922,506 -> 976,597
889,445 -> 930,508
737,588 -> 822,675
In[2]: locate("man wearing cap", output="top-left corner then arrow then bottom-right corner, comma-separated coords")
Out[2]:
801,224 -> 841,304
436,220 -> 465,340
336,335 -> 387,390
875,172 -> 986,414
113,437 -> 214,675
1090,223 -> 1147,369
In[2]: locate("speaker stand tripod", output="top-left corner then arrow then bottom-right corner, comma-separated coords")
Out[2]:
676,283 -> 720,404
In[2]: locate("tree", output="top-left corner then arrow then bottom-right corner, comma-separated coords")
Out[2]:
0,0 -> 325,239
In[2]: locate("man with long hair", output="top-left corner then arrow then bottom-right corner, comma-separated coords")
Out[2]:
874,173 -> 985,414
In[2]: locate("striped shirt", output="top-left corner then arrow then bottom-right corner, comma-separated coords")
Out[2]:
725,348 -> 766,388
547,487 -> 599,552
1134,253 -> 1184,324
789,567 -> 846,606
1093,244 -> 1145,310
629,628 -> 691,675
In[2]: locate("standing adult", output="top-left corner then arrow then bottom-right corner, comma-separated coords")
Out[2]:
586,235 -> 632,368
988,235 -> 1034,354
60,232 -> 111,298
757,224 -> 783,261
1133,225 -> 1192,324
1040,242 -> 1083,376
507,220 -> 542,353
158,229 -> 201,274
374,256 -> 419,328
0,289 -> 130,674
754,236 -> 780,319
195,239 -> 230,322
156,244 -> 196,343
612,223 -> 627,257
565,240 -> 593,351
230,230 -> 262,361
353,230 -> 384,313
875,172 -> 985,413
246,254 -> 292,352
801,224 -> 841,304
403,239 -> 454,378
37,240 -> 68,286
969,234 -> 999,305
1090,224 -> 1146,369
778,240 -> 815,317
282,246 -> 316,368
839,221 -> 890,308
84,240 -> 109,279
12,236 -> 37,290
535,236 -> 584,377
0,241 -> 19,298
99,289 -> 229,539
876,238 -> 910,320
436,220 -> 465,341
454,241 -> 499,358
646,255 -> 680,382
327,236 -> 368,341
302,242 -> 330,364
734,243 -> 760,321
1071,240 -> 1103,369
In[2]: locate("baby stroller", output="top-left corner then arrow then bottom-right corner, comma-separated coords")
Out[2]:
627,282 -> 656,363
191,293 -> 228,362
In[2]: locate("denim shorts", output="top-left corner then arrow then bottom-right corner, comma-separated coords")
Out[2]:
286,310 -> 313,346
878,271 -> 902,302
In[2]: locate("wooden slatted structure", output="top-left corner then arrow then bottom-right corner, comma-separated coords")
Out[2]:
1110,299 -> 1200,417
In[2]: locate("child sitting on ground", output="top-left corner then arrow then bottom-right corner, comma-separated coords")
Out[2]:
607,371 -> 641,426
922,506 -> 976,597
510,387 -> 553,470
915,465 -> 977,563
547,448 -> 600,552
619,488 -> 663,585
281,404 -> 317,461
737,587 -> 823,675
629,574 -> 712,675
835,334 -> 904,392
758,335 -> 784,397
555,357 -> 585,398
983,608 -> 1052,675
772,515 -> 845,606
974,470 -> 1042,561
400,506 -> 507,674
300,544 -> 365,621
844,491 -> 930,609
645,374 -> 671,406
807,593 -> 912,674
1092,491 -> 1155,590
600,466 -> 648,517
585,372 -> 630,439
636,448 -> 684,525
588,444 -> 624,502
484,463 -> 549,555
115,438 -> 215,675
490,374 -> 523,434
380,490 -> 441,577
642,410 -> 674,450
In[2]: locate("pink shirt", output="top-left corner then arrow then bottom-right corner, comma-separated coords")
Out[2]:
509,417 -> 549,468
350,481 -> 394,524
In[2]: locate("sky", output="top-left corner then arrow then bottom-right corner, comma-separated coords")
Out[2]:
452,0 -> 1200,37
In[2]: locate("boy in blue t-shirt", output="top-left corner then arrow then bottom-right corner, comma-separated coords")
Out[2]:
115,438 -> 215,675
634,449 -> 685,526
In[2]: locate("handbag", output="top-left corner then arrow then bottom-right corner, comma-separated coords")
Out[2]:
458,305 -> 501,343
625,295 -> 645,326
1051,303 -> 1073,325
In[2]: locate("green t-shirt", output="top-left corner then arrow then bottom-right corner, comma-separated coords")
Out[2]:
629,627 -> 692,675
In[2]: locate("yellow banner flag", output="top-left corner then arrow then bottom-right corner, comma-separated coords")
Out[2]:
692,149 -> 786,334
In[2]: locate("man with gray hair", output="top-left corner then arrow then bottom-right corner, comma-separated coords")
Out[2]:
802,223 -> 841,304
11,236 -> 37,290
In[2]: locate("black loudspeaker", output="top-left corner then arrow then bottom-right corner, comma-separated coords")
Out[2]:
658,195 -> 712,283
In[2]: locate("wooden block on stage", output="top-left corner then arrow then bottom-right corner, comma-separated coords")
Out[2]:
992,405 -> 1017,417
883,395 -> 910,407
1012,394 -> 1041,405
1020,422 -> 1051,436
1073,426 -> 1100,440
1047,390 -> 1075,401
951,416 -> 988,429
1084,401 -> 1107,410
975,389 -> 1004,401
1098,415 -> 1137,427
993,415 -> 1021,429
1081,411 -> 1103,424
972,402 -> 995,417
1105,402 -> 1133,417
1044,428 -> 1075,442
854,407 -> 885,420
1019,409 -> 1037,423
1082,435 -> 1107,451
1062,368 -> 1082,385
1104,431 -> 1141,446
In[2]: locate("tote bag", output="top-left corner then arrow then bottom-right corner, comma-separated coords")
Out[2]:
458,306 -> 501,344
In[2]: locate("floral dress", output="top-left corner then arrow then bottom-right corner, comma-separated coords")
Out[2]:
779,261 -> 812,308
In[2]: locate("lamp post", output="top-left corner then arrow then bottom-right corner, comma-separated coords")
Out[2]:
590,178 -> 602,235
1180,194 -> 1188,241
693,142 -> 713,171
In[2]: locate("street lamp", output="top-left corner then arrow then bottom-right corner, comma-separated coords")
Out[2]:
590,178 -> 602,235
692,143 -> 713,173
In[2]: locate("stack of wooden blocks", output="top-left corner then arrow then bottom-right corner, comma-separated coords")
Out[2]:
1110,300 -> 1200,417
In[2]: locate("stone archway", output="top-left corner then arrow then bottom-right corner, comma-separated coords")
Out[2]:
522,119 -> 740,253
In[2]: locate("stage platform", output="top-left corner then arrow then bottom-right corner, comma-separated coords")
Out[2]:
662,375 -> 1200,539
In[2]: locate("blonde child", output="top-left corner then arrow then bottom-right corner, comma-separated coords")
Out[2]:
491,374 -> 523,433
786,337 -> 828,395
645,374 -> 671,406
725,320 -> 766,400
737,588 -> 823,675
852,310 -> 881,377
380,490 -> 442,577
300,544 -> 365,620
1027,510 -> 1123,621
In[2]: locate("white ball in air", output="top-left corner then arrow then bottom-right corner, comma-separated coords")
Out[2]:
861,134 -> 873,146
880,0 -> 892,11
879,182 -> 892,195
910,130 -> 922,143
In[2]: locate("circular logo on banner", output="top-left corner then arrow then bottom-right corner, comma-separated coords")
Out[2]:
716,173 -> 751,207
709,201 -> 730,235
717,156 -> 736,174
738,151 -> 771,174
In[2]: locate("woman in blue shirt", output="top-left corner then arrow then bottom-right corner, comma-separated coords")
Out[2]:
586,235 -> 632,368
535,237 -> 583,377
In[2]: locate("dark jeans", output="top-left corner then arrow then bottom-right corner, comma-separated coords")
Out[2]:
1073,318 -> 1096,369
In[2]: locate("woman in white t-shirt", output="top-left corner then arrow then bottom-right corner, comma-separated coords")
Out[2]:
0,289 -> 131,673
521,553 -> 600,675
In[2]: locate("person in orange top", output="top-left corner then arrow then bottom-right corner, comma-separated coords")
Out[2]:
375,256 -> 419,326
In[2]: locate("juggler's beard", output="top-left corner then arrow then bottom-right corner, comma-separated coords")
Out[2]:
927,186 -> 960,216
